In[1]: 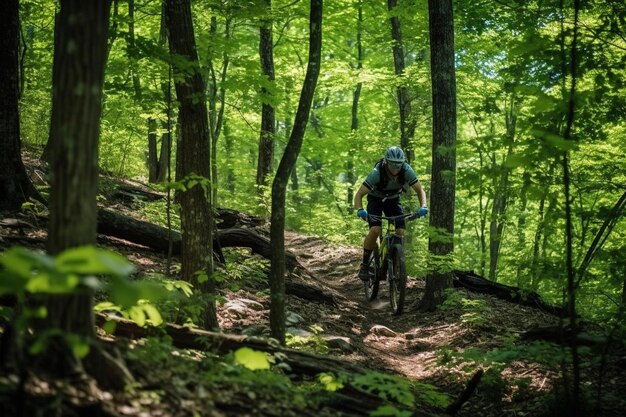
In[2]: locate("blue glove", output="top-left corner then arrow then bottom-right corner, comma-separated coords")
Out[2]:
416,206 -> 428,218
357,208 -> 368,221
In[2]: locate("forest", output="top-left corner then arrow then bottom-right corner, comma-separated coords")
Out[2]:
0,0 -> 625,416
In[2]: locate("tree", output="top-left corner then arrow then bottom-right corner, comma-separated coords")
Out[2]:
256,0 -> 276,188
43,0 -> 112,375
148,2 -> 172,184
0,0 -> 40,211
420,0 -> 457,311
346,0 -> 363,209
387,0 -> 415,163
166,0 -> 217,329
269,0 -> 322,344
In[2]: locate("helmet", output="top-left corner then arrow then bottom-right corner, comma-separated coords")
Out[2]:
384,146 -> 405,168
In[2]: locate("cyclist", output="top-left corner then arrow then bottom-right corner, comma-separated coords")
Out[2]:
353,146 -> 428,281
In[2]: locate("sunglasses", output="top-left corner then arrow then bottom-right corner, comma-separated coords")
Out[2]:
388,162 -> 403,170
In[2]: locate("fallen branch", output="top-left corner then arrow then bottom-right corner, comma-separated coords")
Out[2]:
452,270 -> 566,317
96,313 -> 365,377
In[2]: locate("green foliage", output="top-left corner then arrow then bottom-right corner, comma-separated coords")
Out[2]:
213,248 -> 269,292
440,290 -> 490,327
233,347 -> 272,371
285,324 -> 329,355
0,245 -> 169,360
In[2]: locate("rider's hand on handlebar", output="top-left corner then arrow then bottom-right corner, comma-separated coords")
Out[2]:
357,208 -> 368,221
416,206 -> 428,218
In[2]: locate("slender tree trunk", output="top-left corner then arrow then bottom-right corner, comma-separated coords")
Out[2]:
488,97 -> 517,281
562,0 -> 581,409
148,118 -> 159,182
207,16 -> 230,205
43,0 -> 112,376
347,0 -> 363,210
257,0 -> 276,188
387,0 -> 415,163
270,0 -> 322,344
0,0 -> 41,211
420,0 -> 456,312
156,3 -> 172,184
127,0 -> 141,101
516,171 -> 531,286
166,0 -> 217,330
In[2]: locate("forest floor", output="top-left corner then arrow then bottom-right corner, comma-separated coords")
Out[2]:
1,164 -> 625,416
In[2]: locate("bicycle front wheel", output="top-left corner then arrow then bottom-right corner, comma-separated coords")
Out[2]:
364,245 -> 380,301
388,244 -> 407,315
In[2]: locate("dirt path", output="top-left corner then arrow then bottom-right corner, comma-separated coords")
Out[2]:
284,231 -> 459,381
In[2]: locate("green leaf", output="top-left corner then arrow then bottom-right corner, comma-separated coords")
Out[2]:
234,347 -> 271,370
65,334 -> 90,358
55,246 -> 135,276
1,247 -> 54,279
318,372 -> 344,391
140,303 -> 163,326
0,270 -> 27,296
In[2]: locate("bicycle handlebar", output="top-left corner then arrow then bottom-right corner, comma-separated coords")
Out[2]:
366,213 -> 419,222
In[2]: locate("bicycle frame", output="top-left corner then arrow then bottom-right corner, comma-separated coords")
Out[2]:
370,213 -> 413,281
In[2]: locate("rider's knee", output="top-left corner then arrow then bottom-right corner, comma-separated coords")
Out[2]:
369,226 -> 382,237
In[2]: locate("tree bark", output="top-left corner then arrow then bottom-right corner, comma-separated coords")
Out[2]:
207,16 -> 230,205
43,0 -> 112,377
387,0 -> 415,163
420,0 -> 457,312
166,0 -> 217,329
488,97 -> 517,282
256,0 -> 276,188
0,0 -> 41,211
347,0 -> 363,210
270,0 -> 322,344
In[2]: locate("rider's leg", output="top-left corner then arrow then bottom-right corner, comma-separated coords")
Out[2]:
359,196 -> 383,279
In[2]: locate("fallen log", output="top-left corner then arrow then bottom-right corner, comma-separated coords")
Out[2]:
521,325 -> 608,347
452,270 -> 566,317
96,313 -> 364,377
96,208 -> 298,270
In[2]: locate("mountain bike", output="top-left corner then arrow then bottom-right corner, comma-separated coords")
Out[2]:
363,213 -> 417,315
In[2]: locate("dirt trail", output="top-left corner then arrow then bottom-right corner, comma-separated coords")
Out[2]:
284,231 -> 456,381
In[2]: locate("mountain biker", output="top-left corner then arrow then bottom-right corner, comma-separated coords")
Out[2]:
353,146 -> 428,281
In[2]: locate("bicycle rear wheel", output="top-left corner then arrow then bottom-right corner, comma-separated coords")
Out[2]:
388,244 -> 407,315
364,245 -> 380,301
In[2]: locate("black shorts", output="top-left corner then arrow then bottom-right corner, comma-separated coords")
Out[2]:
366,194 -> 405,229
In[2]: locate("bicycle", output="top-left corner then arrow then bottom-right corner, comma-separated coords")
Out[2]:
363,213 -> 417,315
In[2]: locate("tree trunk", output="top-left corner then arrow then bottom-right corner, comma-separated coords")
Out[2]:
166,0 -> 217,330
347,0 -> 363,210
207,16 -> 230,206
0,0 -> 41,211
147,118 -> 159,182
387,0 -> 415,163
488,97 -> 517,282
420,0 -> 456,312
256,0 -> 276,188
127,0 -> 141,101
44,0 -> 112,377
270,0 -> 322,344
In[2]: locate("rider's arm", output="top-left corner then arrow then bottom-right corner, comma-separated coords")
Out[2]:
411,182 -> 428,208
354,184 -> 370,210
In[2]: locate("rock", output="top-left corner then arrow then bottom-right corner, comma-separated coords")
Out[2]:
286,311 -> 304,326
286,327 -> 312,338
223,300 -> 248,318
370,325 -> 397,338
238,298 -> 265,311
323,336 -> 354,353
242,324 -> 270,336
